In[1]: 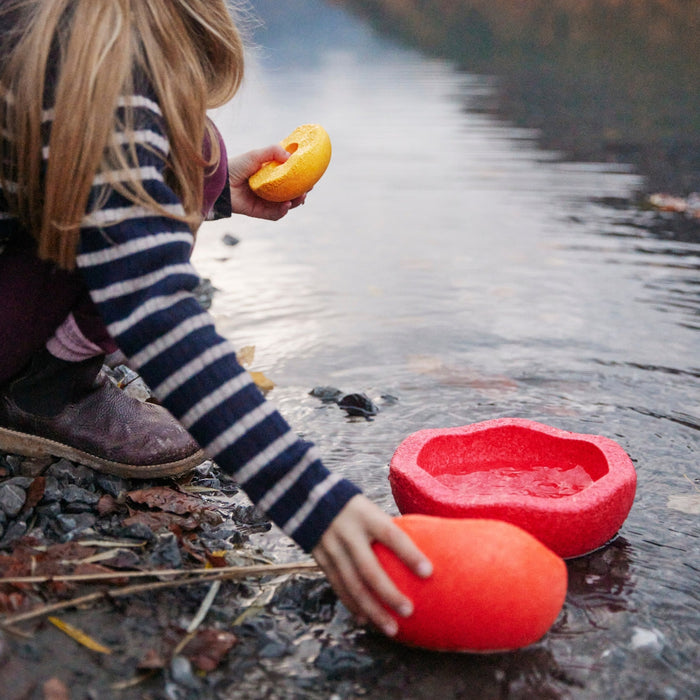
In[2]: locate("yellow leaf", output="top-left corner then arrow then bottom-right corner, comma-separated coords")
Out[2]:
48,616 -> 112,654
250,371 -> 274,393
236,346 -> 256,368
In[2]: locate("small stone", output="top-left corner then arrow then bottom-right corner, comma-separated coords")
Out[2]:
18,456 -> 54,477
61,484 -> 100,509
222,233 -> 240,246
46,459 -> 94,486
309,386 -> 344,403
36,502 -> 61,518
314,646 -> 374,680
4,454 -> 22,475
118,522 -> 156,543
0,483 -> 27,518
41,476 -> 61,503
3,476 -> 33,489
150,532 -> 182,569
337,393 -> 379,418
169,655 -> 201,690
0,520 -> 27,547
94,473 -> 129,498
56,512 -> 97,536
102,548 -> 141,569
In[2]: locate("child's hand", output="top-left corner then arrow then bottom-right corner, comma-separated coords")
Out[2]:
312,494 -> 433,637
227,145 -> 306,220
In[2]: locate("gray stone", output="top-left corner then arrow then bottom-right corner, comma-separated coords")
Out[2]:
94,473 -> 129,498
41,476 -> 61,503
56,512 -> 97,535
61,484 -> 100,507
0,483 -> 26,517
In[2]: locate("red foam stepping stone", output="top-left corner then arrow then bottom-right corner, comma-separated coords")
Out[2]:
373,515 -> 567,652
389,418 -> 636,558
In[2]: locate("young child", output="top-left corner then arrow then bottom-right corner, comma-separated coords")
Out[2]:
0,0 -> 431,637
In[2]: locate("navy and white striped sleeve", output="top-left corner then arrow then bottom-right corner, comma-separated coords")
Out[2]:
75,94 -> 360,551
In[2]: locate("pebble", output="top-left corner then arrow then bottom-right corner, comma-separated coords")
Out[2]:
56,512 -> 97,537
0,483 -> 27,518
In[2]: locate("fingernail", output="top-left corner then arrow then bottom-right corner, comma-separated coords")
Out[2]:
417,561 -> 433,578
383,619 -> 399,637
398,602 -> 413,618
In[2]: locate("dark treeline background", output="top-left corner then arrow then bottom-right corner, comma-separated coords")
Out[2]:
327,0 -> 700,194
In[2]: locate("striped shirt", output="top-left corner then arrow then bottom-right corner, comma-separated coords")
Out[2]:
0,86 -> 360,552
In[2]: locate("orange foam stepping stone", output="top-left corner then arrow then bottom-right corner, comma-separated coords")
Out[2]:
389,418 -> 637,558
373,515 -> 567,652
249,124 -> 332,202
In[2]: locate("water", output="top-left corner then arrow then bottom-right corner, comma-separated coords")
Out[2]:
435,464 -> 595,499
194,1 -> 699,697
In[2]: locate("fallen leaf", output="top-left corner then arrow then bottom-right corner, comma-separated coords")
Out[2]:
123,510 -> 201,533
48,616 -> 112,654
42,678 -> 70,700
183,628 -> 238,671
236,345 -> 256,367
127,486 -> 209,516
137,648 -> 167,670
22,477 -> 46,513
667,494 -> 700,515
250,370 -> 275,392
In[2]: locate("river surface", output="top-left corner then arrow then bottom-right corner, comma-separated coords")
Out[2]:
194,1 -> 700,697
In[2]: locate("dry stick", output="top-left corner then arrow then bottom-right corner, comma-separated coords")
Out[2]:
0,560 -> 319,585
0,561 -> 322,627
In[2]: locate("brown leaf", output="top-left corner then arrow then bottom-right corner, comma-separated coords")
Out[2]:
137,648 -> 167,670
123,509 -> 201,533
127,486 -> 209,516
0,591 -> 26,613
183,629 -> 238,672
43,677 -> 70,700
97,493 -> 122,517
22,476 -> 46,513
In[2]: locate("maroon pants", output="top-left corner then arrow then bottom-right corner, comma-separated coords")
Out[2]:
0,246 -> 116,383
0,123 -> 229,385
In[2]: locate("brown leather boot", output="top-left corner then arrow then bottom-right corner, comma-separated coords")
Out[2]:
0,349 -> 205,478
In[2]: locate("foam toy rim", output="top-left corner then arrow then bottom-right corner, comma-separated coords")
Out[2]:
389,418 -> 637,559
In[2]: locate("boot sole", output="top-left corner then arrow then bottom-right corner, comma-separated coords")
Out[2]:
0,425 -> 206,479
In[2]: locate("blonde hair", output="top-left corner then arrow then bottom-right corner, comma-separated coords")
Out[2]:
0,0 -> 245,269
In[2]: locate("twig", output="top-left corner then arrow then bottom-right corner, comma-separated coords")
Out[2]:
0,559 -> 319,585
1,561 -> 322,626
186,580 -> 221,634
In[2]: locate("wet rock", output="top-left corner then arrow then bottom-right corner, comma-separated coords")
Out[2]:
337,393 -> 379,418
314,645 -> 375,680
192,278 -> 216,311
0,482 -> 27,517
310,386 -> 344,403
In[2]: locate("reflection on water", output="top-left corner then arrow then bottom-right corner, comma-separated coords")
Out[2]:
196,0 -> 699,696
336,0 -> 700,194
